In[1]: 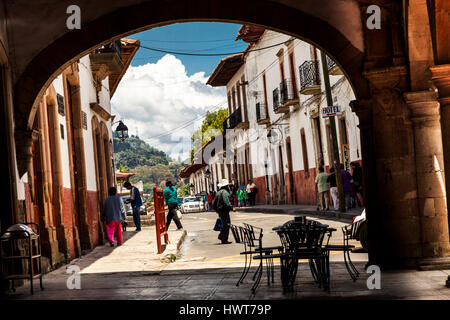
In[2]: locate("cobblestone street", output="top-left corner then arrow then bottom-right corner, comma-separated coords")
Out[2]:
2,212 -> 450,300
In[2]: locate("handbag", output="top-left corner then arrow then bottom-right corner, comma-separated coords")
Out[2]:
213,218 -> 223,231
176,209 -> 182,220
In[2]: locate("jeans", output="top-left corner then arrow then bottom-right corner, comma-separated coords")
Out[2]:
106,221 -> 123,244
167,202 -> 183,230
132,206 -> 141,230
319,190 -> 330,210
330,187 -> 339,210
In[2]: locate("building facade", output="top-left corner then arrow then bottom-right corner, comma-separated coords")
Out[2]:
183,27 -> 361,206
13,39 -> 139,270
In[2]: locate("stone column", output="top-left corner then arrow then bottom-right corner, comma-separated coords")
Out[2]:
431,64 -> 450,241
349,99 -> 380,266
363,66 -> 422,268
405,90 -> 450,261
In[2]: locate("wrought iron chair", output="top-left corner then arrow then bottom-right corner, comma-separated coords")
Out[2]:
243,223 -> 284,294
323,224 -> 359,282
275,221 -> 331,293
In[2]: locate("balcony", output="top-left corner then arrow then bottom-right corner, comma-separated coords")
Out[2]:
326,55 -> 343,76
256,102 -> 270,125
299,60 -> 321,95
275,78 -> 299,113
223,107 -> 248,133
90,40 -> 124,80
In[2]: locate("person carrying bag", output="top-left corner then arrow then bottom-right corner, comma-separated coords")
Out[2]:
213,179 -> 235,244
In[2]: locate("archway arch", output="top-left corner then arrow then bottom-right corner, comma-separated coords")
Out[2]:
12,0 -> 368,133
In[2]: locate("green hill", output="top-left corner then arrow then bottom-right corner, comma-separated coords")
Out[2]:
113,134 -> 171,169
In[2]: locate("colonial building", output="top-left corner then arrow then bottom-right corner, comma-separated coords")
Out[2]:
183,27 -> 361,206
14,39 -> 139,270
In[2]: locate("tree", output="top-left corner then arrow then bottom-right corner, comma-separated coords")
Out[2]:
190,108 -> 228,162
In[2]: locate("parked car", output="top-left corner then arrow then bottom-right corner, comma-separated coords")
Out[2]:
351,209 -> 368,251
121,195 -> 147,216
180,196 -> 204,213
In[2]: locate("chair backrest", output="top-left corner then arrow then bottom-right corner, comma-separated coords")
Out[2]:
230,224 -> 244,244
277,223 -> 328,253
242,223 -> 263,249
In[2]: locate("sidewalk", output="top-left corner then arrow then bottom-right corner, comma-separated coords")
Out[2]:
236,204 -> 363,221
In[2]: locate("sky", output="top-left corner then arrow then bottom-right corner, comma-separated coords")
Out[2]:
110,22 -> 249,162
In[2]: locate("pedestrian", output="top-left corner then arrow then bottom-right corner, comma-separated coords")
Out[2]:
123,181 -> 143,231
340,164 -> 353,210
101,186 -> 127,247
315,166 -> 330,211
213,179 -> 235,244
246,180 -> 256,206
243,188 -> 249,207
203,192 -> 209,211
208,191 -> 214,211
163,180 -> 183,231
327,167 -> 339,210
350,162 -> 364,207
236,187 -> 244,207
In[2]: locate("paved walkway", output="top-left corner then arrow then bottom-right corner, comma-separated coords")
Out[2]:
2,212 -> 450,300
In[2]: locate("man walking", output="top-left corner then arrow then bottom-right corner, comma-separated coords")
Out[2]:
214,179 -> 234,244
315,166 -> 330,211
101,186 -> 127,246
163,180 -> 183,230
124,181 -> 143,231
246,180 -> 256,206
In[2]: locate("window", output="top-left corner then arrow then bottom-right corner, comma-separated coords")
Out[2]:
82,111 -> 88,130
60,124 -> 65,140
300,129 -> 309,178
57,93 -> 65,116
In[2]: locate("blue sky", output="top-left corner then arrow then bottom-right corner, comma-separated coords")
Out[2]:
111,22 -> 249,161
128,22 -> 248,75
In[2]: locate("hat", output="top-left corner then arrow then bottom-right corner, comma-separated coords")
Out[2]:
217,178 -> 230,188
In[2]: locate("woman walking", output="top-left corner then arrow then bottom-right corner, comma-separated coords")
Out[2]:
101,186 -> 127,247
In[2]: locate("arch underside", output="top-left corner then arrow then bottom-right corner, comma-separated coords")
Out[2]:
11,0 -> 367,130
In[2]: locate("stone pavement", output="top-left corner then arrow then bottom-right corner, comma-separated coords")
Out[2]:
2,212 -> 450,300
236,204 -> 363,221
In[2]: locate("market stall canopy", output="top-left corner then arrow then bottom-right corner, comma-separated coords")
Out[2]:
116,172 -> 136,180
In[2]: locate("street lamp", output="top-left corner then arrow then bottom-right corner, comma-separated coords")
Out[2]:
114,120 -> 129,141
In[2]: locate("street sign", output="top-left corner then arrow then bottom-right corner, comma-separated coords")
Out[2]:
321,105 -> 342,118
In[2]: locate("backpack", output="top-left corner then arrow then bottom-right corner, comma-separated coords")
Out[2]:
213,191 -> 226,212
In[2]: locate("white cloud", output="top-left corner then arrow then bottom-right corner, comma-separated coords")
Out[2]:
111,54 -> 226,160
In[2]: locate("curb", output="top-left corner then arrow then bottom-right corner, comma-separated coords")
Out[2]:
236,207 -> 359,222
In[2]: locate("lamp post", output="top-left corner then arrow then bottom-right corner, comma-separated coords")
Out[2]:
205,168 -> 212,193
114,120 -> 129,141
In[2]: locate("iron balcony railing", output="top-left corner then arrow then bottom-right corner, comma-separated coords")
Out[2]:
280,78 -> 297,104
223,107 -> 243,131
94,40 -> 122,61
299,60 -> 321,91
326,55 -> 336,70
272,88 -> 281,111
256,102 -> 268,122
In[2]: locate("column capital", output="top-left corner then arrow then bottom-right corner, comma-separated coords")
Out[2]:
404,90 -> 440,124
430,64 -> 450,105
363,65 -> 409,89
349,99 -> 372,128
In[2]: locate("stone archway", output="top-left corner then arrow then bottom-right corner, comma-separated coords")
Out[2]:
2,0 -> 450,269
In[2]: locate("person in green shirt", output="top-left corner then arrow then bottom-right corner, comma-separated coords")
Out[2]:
236,188 -> 244,207
315,166 -> 330,211
243,189 -> 249,207
163,180 -> 183,230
